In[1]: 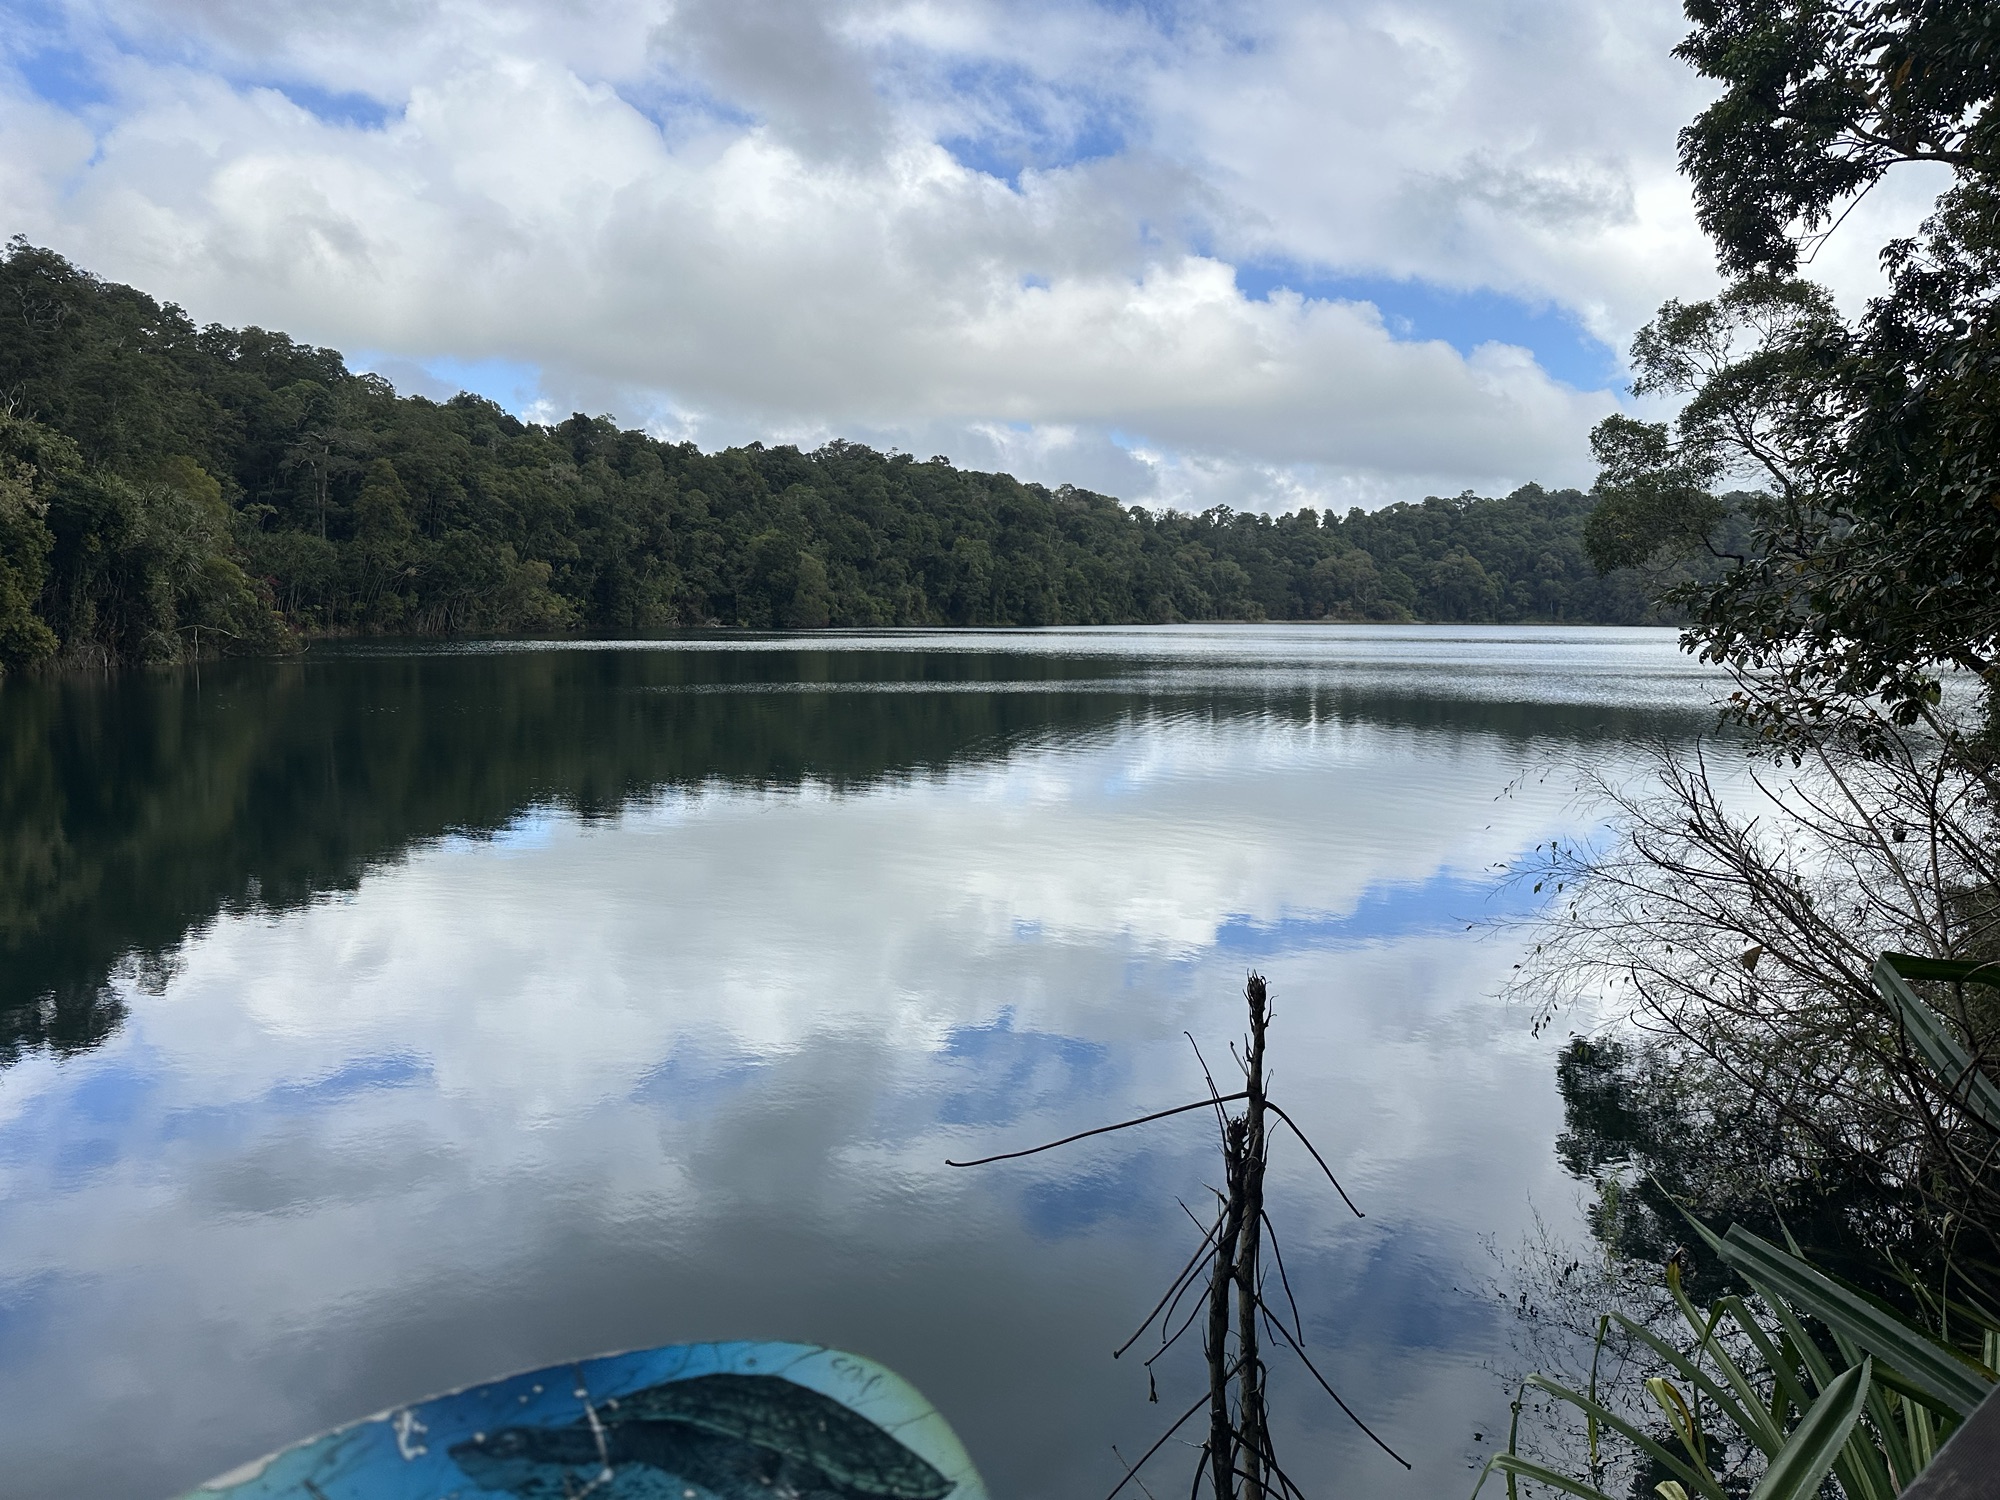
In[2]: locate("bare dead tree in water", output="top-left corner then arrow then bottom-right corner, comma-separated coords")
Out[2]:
948,973 -> 1409,1498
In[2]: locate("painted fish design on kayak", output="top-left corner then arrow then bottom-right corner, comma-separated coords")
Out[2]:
180,1342 -> 984,1500
449,1372 -> 954,1500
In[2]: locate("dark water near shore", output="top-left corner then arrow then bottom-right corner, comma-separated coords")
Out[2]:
0,625 -> 1724,1498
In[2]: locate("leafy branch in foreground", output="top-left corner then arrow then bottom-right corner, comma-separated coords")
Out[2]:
1476,1213 -> 1996,1500
948,973 -> 1405,1499
1583,2 -> 2000,750
1482,956 -> 2000,1500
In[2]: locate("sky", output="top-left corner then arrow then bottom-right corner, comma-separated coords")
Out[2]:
0,0 -> 1944,512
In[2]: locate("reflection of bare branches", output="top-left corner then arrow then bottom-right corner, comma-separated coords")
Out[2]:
950,974 -> 1407,1497
1259,1211 -> 1303,1347
1509,715 -> 2000,1301
1482,1212 -> 1672,1496
1263,1105 -> 1362,1217
1107,1446 -> 1160,1500
1251,1287 -> 1405,1465
1104,1379 -> 1226,1500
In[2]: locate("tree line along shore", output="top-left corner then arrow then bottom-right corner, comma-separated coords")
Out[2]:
0,241 -> 1679,676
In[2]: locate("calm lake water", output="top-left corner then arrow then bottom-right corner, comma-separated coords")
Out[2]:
0,625 -> 1726,1499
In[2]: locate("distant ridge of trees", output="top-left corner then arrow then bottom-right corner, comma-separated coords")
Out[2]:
0,241 -> 1669,673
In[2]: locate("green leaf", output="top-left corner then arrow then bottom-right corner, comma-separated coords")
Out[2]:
1524,1377 -> 1727,1500
1645,1377 -> 1706,1467
1862,1374 -> 1917,1494
1680,1217 -> 1841,1394
1680,1220 -> 1919,1500
1471,1454 -> 1620,1500
1613,1313 -> 1772,1451
1586,1314 -> 1611,1470
1874,955 -> 2000,1133
1707,1296 -> 1808,1425
1717,1225 -> 1996,1418
1747,1359 -> 1870,1500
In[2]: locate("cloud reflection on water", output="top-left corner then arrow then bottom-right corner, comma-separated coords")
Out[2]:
0,626 -> 1726,1498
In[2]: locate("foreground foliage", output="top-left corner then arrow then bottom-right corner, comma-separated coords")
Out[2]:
1525,729 -> 2000,1300
1483,1217 -> 1996,1500
1523,8 -> 2000,1493
1490,958 -> 2000,1500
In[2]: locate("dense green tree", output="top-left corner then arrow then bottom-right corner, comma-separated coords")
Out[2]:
0,241 -> 1670,672
0,420 -> 58,673
0,409 -> 276,668
1523,11 -> 2000,1429
1586,1 -> 2000,737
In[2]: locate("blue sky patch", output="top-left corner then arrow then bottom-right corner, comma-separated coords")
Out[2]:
159,1053 -> 432,1149
0,1272 -> 64,1370
1234,261 -> 1622,392
360,353 -> 546,414
943,124 -> 1122,184
11,45 -> 110,110
937,1009 -> 1115,1129
52,1132 -> 121,1183
268,1053 -> 431,1109
421,356 -> 544,412
937,60 -> 1130,186
1090,0 -> 1209,41
1215,863 -> 1539,955
617,80 -> 756,139
1298,1232 -> 1502,1354
630,1046 -> 764,1115
61,1062 -> 153,1126
259,80 -> 394,130
439,809 -> 558,856
0,1061 -> 156,1186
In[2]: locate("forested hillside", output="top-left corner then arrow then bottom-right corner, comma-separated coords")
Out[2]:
0,241 -> 1664,672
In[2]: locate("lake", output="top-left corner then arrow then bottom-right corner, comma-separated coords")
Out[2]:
0,625 -> 1725,1498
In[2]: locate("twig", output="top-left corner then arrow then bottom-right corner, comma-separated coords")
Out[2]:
1149,1273 -> 1210,1366
1259,1208 -> 1306,1346
1266,1103 -> 1364,1216
1111,1446 -> 1161,1500
1187,1033 -> 1235,1143
1185,1444 -> 1211,1500
1116,1210 -> 1226,1359
1104,1367 -> 1238,1500
1229,1450 -> 1307,1500
1229,975 -> 1270,1500
1254,1290 -> 1410,1467
1206,1113 -> 1249,1500
1152,1216 -> 1208,1368
947,1094 -> 1250,1168
1188,1033 -> 1224,1099
1251,1427 -> 1311,1500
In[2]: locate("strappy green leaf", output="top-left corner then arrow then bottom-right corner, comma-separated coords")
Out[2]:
1716,1226 -> 1996,1418
1748,1359 -> 1869,1500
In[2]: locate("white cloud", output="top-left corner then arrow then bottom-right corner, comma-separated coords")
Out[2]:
0,0 -> 1937,510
